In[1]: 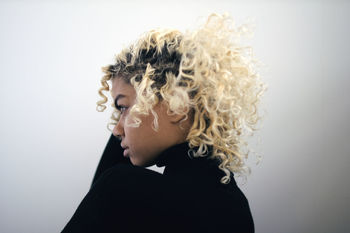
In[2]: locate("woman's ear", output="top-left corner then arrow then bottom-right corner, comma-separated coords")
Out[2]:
168,112 -> 187,124
159,101 -> 192,125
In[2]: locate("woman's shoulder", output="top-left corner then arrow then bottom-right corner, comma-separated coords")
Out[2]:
87,164 -> 167,218
85,163 -> 253,233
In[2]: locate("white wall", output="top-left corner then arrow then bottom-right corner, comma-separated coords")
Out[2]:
0,0 -> 349,232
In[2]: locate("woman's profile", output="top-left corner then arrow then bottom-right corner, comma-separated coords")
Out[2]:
62,12 -> 266,233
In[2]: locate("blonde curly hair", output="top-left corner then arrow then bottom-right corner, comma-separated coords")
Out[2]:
96,12 -> 267,185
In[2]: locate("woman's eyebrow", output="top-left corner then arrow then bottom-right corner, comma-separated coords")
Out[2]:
114,94 -> 127,106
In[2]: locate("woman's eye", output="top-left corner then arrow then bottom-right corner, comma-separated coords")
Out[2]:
118,106 -> 128,114
120,107 -> 127,113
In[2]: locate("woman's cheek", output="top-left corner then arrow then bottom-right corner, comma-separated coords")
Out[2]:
124,115 -> 136,135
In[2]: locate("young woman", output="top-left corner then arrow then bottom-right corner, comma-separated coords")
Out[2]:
62,13 -> 266,233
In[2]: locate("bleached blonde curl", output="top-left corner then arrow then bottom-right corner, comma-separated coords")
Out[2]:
96,12 -> 267,185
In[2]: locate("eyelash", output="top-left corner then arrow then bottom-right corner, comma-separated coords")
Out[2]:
116,105 -> 128,114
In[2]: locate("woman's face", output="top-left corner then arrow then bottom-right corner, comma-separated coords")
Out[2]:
111,77 -> 187,167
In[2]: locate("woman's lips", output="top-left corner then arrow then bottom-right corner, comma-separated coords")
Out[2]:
123,148 -> 129,157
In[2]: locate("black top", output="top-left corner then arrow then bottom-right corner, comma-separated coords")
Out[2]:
61,134 -> 254,233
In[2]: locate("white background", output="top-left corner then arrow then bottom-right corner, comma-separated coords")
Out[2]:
0,0 -> 349,232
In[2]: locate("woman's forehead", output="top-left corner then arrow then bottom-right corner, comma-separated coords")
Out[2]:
111,78 -> 135,100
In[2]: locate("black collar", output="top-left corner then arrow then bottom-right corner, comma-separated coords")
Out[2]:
155,142 -> 220,169
154,142 -> 236,185
155,142 -> 193,167
154,141 -> 235,188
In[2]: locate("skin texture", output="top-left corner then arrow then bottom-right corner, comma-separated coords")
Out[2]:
111,77 -> 192,167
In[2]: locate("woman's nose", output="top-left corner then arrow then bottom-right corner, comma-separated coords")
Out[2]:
112,120 -> 124,139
